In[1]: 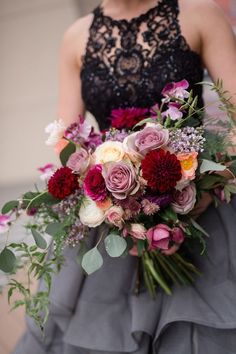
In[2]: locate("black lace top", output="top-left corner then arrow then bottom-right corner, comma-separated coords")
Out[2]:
80,0 -> 204,130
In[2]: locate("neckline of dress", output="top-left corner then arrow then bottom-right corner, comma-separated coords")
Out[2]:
96,0 -> 167,25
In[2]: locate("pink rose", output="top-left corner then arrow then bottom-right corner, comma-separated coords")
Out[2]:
171,183 -> 196,215
67,149 -> 90,174
129,223 -> 147,240
147,224 -> 171,250
105,206 -> 124,229
104,162 -> 140,200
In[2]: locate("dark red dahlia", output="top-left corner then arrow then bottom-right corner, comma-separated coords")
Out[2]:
83,164 -> 107,201
48,166 -> 79,199
141,149 -> 182,193
110,108 -> 149,129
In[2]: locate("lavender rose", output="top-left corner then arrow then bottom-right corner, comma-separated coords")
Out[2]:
123,123 -> 169,159
104,162 -> 140,200
134,124 -> 169,155
67,149 -> 91,174
171,183 -> 196,215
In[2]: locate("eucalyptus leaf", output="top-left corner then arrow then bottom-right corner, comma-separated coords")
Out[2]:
200,159 -> 226,174
190,218 -> 210,238
31,229 -> 47,249
60,141 -> 76,166
81,247 -> 103,275
45,223 -> 63,236
1,200 -> 19,214
0,248 -> 17,273
76,242 -> 89,265
104,234 -> 127,257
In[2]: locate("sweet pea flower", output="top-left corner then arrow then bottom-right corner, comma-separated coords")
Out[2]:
0,215 -> 11,234
162,102 -> 183,121
162,80 -> 190,102
38,163 -> 56,182
45,119 -> 66,146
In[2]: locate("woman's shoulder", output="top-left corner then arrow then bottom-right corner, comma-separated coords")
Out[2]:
181,0 -> 228,22
60,13 -> 94,68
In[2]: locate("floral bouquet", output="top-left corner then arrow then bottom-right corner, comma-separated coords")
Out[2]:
1,79 -> 236,328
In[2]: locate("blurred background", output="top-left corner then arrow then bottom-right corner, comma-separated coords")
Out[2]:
0,1 -> 235,353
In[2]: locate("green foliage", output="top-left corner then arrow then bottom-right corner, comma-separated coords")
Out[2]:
81,247 -> 103,275
200,159 -> 226,174
31,229 -> 47,249
0,248 -> 17,273
1,200 -> 19,214
104,234 -> 127,257
59,141 -> 76,166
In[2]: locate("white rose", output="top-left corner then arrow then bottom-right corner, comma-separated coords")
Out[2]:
79,197 -> 105,227
45,119 -> 66,146
94,141 -> 125,164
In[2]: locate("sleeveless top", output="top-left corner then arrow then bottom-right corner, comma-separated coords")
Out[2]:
80,0 -> 204,130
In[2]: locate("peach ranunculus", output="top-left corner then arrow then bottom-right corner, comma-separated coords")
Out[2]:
177,152 -> 198,181
94,141 -> 126,164
54,138 -> 69,155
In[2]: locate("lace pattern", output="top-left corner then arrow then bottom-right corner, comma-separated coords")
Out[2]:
80,0 -> 204,129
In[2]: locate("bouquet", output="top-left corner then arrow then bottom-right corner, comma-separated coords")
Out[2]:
1,79 -> 236,328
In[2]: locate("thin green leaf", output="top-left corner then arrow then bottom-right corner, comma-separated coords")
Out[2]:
1,200 -> 19,214
190,218 -> 210,237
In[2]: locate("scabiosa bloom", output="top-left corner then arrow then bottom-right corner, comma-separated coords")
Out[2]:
141,199 -> 160,215
48,167 -> 79,199
110,107 -> 149,129
115,196 -> 141,219
141,149 -> 182,193
83,165 -> 107,201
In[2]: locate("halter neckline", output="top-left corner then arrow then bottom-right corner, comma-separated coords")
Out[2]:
96,0 -> 168,26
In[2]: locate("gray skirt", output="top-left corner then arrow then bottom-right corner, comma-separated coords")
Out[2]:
13,197 -> 236,354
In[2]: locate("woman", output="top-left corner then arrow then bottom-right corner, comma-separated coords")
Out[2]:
14,0 -> 236,353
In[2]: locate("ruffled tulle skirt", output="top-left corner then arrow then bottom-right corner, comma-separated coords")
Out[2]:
13,197 -> 236,354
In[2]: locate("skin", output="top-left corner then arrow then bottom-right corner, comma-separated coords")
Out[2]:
57,0 -> 236,217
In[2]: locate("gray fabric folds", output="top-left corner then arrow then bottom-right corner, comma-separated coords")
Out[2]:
13,198 -> 236,354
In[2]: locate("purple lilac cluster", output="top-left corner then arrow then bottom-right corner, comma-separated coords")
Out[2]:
65,219 -> 85,246
168,126 -> 205,153
52,190 -> 81,218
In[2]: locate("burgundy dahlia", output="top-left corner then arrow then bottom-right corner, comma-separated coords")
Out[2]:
110,108 -> 149,130
83,165 -> 107,201
141,149 -> 182,193
48,166 -> 79,199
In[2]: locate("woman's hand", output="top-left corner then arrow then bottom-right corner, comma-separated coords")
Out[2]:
189,191 -> 213,220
